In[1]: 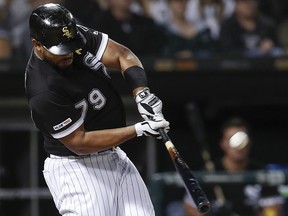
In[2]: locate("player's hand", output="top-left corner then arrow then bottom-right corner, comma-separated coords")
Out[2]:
135,87 -> 164,121
135,119 -> 170,139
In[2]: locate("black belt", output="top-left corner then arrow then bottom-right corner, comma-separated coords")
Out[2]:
98,146 -> 116,153
49,146 -> 116,158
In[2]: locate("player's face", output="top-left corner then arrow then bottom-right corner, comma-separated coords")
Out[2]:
42,49 -> 74,69
32,39 -> 74,69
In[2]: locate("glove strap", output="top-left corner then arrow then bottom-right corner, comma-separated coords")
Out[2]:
134,122 -> 143,137
135,87 -> 150,103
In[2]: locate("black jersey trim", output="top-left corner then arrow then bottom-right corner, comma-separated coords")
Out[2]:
52,117 -> 84,139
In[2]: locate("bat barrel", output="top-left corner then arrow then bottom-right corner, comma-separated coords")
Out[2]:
182,169 -> 211,214
190,187 -> 211,214
159,128 -> 211,214
198,201 -> 211,214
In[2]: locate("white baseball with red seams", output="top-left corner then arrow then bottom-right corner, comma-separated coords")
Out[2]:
229,131 -> 249,149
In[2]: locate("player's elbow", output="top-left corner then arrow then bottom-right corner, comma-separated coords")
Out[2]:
58,128 -> 89,155
64,138 -> 90,155
62,140 -> 91,156
118,45 -> 140,64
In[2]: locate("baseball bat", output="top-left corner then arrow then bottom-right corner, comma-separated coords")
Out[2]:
158,128 -> 211,214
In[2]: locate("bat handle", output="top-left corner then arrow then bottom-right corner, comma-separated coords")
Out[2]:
159,128 -> 170,143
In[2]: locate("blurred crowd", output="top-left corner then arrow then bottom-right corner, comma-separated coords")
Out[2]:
1,0 -> 288,68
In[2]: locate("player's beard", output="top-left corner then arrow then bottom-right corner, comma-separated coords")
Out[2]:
43,53 -> 74,70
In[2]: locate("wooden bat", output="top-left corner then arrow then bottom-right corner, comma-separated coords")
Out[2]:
158,128 -> 211,214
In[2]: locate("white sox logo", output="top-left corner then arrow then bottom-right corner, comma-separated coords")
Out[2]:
62,27 -> 73,39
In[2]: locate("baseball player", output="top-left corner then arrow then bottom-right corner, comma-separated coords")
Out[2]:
25,3 -> 169,216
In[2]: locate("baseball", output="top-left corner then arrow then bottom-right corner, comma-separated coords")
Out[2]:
229,131 -> 249,149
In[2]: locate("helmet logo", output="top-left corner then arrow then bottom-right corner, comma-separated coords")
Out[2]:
62,27 -> 73,39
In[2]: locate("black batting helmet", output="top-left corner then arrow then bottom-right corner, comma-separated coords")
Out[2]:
29,3 -> 86,55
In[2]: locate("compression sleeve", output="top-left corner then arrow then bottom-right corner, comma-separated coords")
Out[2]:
123,66 -> 148,91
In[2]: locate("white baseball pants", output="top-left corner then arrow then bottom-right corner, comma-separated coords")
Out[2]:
43,147 -> 155,216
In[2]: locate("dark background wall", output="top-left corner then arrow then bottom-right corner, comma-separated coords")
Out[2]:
1,57 -> 288,215
107,59 -> 288,172
1,58 -> 288,171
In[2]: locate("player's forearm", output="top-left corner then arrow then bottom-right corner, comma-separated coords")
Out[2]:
59,125 -> 137,155
118,49 -> 143,73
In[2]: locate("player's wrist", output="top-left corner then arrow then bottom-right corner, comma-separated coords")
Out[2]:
134,87 -> 150,103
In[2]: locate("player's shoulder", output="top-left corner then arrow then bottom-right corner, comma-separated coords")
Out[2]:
75,24 -> 109,59
25,58 -> 73,103
77,24 -> 107,42
29,89 -> 70,110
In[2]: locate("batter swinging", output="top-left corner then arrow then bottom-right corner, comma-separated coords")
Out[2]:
25,3 -> 169,216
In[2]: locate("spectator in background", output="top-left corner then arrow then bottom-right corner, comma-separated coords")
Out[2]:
273,0 -> 288,55
183,117 -> 284,216
138,0 -> 170,25
7,0 -> 30,56
0,0 -> 12,60
186,0 -> 235,41
277,20 -> 288,55
0,28 -> 11,60
63,0 -> 101,28
258,0 -> 288,26
92,0 -> 166,57
0,0 -> 12,22
160,0 -> 217,58
219,0 -> 284,57
96,0 -> 109,10
139,0 -> 234,40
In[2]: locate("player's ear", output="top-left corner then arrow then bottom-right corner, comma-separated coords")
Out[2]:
32,39 -> 45,55
32,39 -> 42,49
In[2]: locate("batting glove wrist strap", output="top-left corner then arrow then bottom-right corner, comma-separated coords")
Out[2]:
135,87 -> 151,103
135,120 -> 170,137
